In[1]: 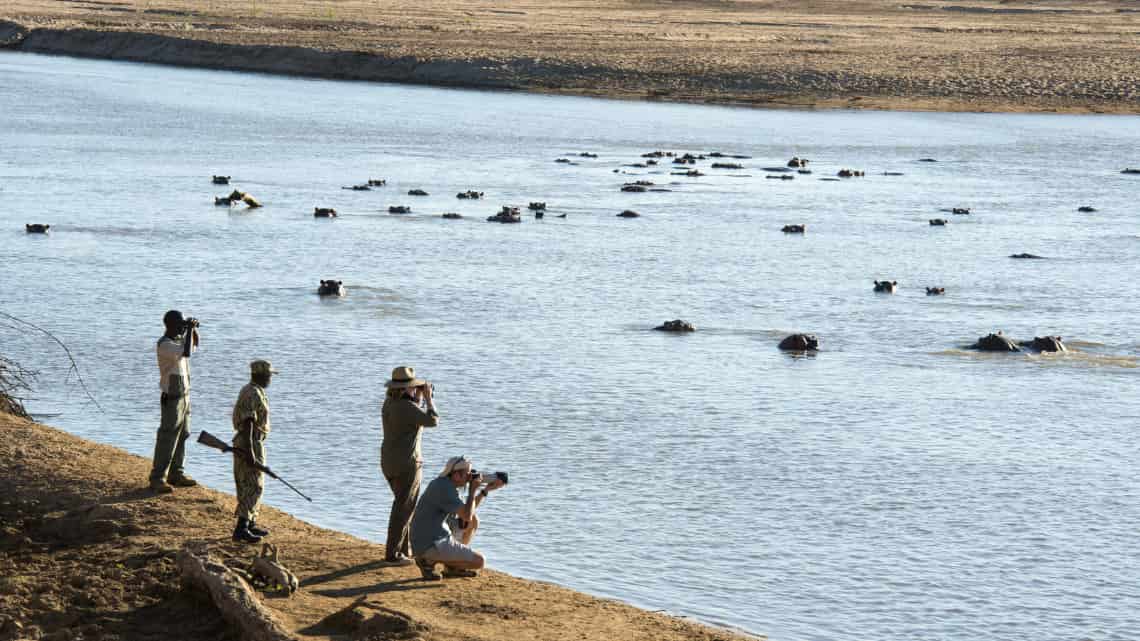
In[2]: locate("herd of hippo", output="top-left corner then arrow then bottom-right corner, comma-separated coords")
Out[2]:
25,157 -> 1131,352
653,322 -> 1068,355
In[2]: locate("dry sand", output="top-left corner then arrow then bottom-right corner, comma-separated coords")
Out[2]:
0,412 -> 753,641
1,0 -> 1137,113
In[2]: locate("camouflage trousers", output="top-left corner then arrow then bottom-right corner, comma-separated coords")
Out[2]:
233,431 -> 266,521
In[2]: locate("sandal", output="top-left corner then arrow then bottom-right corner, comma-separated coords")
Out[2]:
415,557 -> 441,581
442,567 -> 479,578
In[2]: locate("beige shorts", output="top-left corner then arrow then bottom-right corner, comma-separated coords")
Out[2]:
421,537 -> 478,564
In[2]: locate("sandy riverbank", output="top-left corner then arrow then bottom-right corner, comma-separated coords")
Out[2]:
1,0 -> 1137,114
0,412 -> 753,641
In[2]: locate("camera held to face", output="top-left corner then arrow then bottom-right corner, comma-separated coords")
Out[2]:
183,317 -> 200,329
471,470 -> 509,487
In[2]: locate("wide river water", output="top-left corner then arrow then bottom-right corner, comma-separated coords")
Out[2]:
2,51 -> 1139,641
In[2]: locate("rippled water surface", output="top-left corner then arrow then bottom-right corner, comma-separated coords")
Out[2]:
3,52 -> 1139,641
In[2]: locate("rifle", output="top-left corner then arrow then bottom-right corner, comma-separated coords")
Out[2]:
197,430 -> 312,502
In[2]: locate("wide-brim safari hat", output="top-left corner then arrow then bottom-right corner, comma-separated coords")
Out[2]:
385,365 -> 425,389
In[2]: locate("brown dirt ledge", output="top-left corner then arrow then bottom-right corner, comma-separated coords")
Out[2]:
0,412 -> 754,641
1,0 -> 1138,114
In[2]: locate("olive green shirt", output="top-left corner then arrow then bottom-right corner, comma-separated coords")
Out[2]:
232,382 -> 270,438
381,396 -> 438,477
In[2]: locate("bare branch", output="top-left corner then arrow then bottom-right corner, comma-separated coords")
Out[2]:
0,311 -> 105,414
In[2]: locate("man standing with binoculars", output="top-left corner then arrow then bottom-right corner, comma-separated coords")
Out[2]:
381,366 -> 439,565
149,310 -> 199,493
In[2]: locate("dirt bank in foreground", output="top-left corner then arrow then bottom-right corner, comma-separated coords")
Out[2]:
1,0 -> 1138,114
0,413 -> 752,641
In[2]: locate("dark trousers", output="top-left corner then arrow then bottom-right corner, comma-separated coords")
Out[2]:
384,465 -> 421,560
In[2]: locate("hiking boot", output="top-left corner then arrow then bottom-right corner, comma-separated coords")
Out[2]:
167,474 -> 198,487
232,518 -> 263,544
415,557 -> 441,581
149,480 -> 174,494
442,566 -> 479,579
247,520 -> 270,537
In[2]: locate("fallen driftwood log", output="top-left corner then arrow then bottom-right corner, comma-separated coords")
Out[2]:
177,543 -> 297,641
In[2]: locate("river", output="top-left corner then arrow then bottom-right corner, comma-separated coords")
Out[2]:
2,51 -> 1138,641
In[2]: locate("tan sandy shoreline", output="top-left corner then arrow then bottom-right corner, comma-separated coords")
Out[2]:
0,412 -> 756,641
1,0 -> 1138,114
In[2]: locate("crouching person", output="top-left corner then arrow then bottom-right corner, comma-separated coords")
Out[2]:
410,456 -> 504,580
231,359 -> 277,543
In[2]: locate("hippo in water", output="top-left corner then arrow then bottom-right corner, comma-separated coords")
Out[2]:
389,206 -> 412,214
787,157 -> 809,168
970,332 -> 1020,352
1027,336 -> 1066,353
926,287 -> 946,296
457,190 -> 484,199
837,169 -> 865,178
1077,206 -> 1097,213
930,218 -> 948,226
368,178 -> 387,187
778,334 -> 819,351
487,206 -> 521,223
1010,253 -> 1045,259
874,280 -> 898,293
579,152 -> 598,158
767,175 -> 794,180
344,184 -> 371,191
408,189 -> 429,196
711,162 -> 744,169
25,223 -> 50,233
219,190 -> 261,208
617,210 -> 640,218
951,207 -> 971,215
318,280 -> 345,297
314,207 -> 337,218
1122,168 -> 1140,175
781,224 -> 805,234
528,202 -> 547,211
654,319 -> 695,332
212,175 -> 230,185
442,213 -> 463,219
621,184 -> 648,192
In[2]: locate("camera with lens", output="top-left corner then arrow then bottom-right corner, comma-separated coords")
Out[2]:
471,470 -> 509,486
183,317 -> 200,329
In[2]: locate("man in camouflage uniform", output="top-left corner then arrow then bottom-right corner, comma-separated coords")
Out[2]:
231,359 -> 277,544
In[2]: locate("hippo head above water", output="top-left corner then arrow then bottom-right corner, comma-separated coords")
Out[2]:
1028,336 -> 1066,353
25,224 -> 50,233
318,280 -> 345,297
926,287 -> 946,296
778,334 -> 819,351
874,280 -> 898,293
782,224 -> 806,234
314,207 -> 337,218
654,319 -> 695,332
970,332 -> 1020,352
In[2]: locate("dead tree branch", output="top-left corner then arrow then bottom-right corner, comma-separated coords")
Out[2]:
0,311 -> 104,414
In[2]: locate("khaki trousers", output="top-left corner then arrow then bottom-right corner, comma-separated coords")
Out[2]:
383,465 -> 421,560
150,393 -> 190,484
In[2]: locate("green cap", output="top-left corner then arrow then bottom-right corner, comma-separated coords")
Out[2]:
250,360 -> 278,376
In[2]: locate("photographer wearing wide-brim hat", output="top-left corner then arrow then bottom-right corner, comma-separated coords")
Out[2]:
148,309 -> 200,494
409,455 -> 506,580
380,366 -> 439,566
